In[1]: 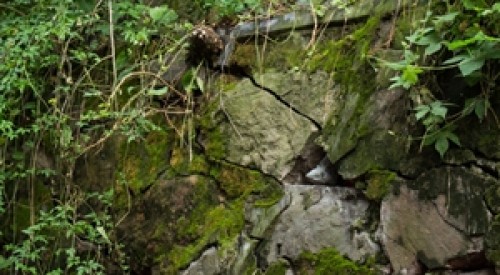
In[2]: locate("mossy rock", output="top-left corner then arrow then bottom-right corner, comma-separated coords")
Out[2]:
118,130 -> 174,194
486,215 -> 500,266
264,260 -> 289,275
364,170 -> 396,201
295,248 -> 376,275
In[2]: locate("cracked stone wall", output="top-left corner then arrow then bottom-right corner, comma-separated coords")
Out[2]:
73,0 -> 500,274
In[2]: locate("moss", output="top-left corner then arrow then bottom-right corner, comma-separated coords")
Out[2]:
119,130 -> 173,194
264,260 -> 288,275
209,161 -> 283,203
486,214 -> 500,266
169,147 -> 210,176
167,199 -> 245,271
230,33 -> 306,72
159,160 -> 283,272
365,170 -> 396,201
486,182 -> 500,215
307,15 -> 380,76
296,248 -> 376,275
198,102 -> 227,160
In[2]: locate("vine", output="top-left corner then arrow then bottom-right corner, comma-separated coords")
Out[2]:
376,0 -> 500,157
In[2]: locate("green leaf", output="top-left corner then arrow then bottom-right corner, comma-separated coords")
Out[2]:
415,105 -> 430,120
96,226 -> 112,244
462,0 -> 488,11
0,256 -> 11,269
432,12 -> 459,27
459,56 -> 485,76
446,32 -> 483,50
425,42 -> 442,56
435,136 -> 449,158
443,54 -> 467,65
147,87 -> 168,96
430,101 -> 447,119
445,132 -> 461,146
401,65 -> 423,88
196,76 -> 204,93
149,6 -> 168,22
462,98 -> 476,116
474,98 -> 489,121
149,6 -> 178,25
493,3 -> 500,12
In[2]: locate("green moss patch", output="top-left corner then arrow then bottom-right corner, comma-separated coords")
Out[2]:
365,170 -> 396,201
296,248 -> 376,275
264,260 -> 288,275
119,130 -> 173,194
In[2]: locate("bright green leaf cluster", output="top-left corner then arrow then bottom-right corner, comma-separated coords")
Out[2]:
379,0 -> 500,157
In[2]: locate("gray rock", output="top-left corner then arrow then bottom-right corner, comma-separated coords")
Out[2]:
264,185 -> 378,264
222,78 -> 318,179
246,191 -> 292,238
379,180 -> 488,273
320,87 -> 409,177
253,71 -> 342,126
181,247 -> 220,275
433,269 -> 497,275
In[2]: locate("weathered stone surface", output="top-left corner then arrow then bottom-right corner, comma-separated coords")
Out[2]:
245,191 -> 291,238
407,167 -> 493,235
379,165 -> 496,273
436,269 -> 496,275
181,247 -> 220,275
379,185 -> 474,272
457,111 -> 500,160
253,71 -> 341,126
222,79 -> 317,179
117,176 -> 219,272
264,185 -> 378,264
320,87 -> 408,175
229,235 -> 259,275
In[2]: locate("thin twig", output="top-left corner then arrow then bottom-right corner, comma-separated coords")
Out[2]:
108,0 -> 117,93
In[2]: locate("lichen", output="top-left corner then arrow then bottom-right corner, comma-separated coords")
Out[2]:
296,248 -> 376,275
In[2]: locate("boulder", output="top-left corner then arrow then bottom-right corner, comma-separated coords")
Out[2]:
221,78 -> 318,179
181,247 -> 221,275
379,166 -> 497,272
320,87 -> 408,176
263,185 -> 378,264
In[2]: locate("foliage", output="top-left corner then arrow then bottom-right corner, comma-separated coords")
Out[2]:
377,0 -> 500,157
199,0 -> 263,18
0,191 -> 120,274
0,0 -> 198,273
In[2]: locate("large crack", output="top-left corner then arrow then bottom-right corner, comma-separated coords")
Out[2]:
213,65 -> 322,130
245,74 -> 322,130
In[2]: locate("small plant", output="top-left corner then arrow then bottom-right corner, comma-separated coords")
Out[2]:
377,0 -> 500,157
0,190 -> 122,274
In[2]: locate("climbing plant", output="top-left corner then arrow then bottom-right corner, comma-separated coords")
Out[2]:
378,0 -> 500,157
0,0 -> 196,273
